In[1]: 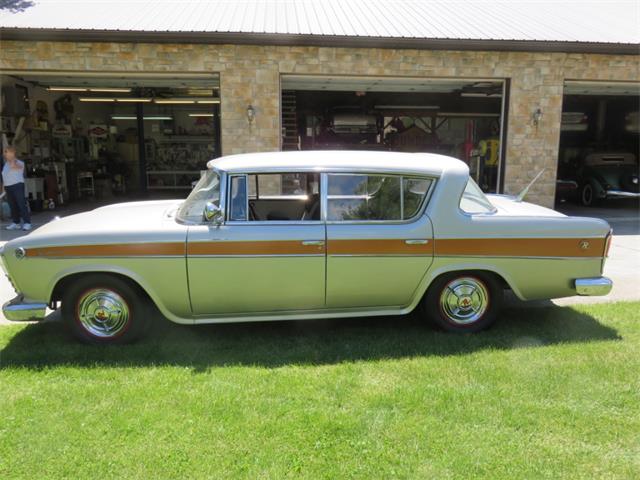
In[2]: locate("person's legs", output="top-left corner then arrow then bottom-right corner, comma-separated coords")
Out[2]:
15,183 -> 31,224
5,184 -> 21,224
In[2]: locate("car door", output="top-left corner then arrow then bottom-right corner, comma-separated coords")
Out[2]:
324,173 -> 435,308
187,171 -> 326,315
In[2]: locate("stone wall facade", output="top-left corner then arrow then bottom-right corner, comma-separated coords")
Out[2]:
1,40 -> 638,206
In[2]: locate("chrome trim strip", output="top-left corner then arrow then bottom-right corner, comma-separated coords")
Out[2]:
223,220 -> 325,226
25,255 -> 185,260
606,190 -> 640,198
320,172 -> 329,222
188,254 -> 325,258
435,254 -> 604,260
329,254 -> 433,257
405,239 -> 429,245
575,277 -> 613,296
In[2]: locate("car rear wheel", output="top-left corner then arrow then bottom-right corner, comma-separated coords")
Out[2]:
423,272 -> 502,333
62,274 -> 150,344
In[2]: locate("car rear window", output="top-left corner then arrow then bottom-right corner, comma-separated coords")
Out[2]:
459,178 -> 495,214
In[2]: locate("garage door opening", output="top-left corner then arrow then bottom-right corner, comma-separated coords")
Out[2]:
281,75 -> 508,193
556,80 -> 639,208
1,72 -> 220,212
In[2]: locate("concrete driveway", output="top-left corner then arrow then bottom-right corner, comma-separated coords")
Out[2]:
1,202 -> 638,325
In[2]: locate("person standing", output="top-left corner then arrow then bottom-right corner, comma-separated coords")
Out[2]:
2,146 -> 31,231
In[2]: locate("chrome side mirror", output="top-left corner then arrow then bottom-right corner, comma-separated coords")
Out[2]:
203,202 -> 224,225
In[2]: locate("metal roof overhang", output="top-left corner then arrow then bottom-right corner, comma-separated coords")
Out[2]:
1,28 -> 639,55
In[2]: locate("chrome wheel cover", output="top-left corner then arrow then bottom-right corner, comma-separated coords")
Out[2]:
77,288 -> 130,338
439,277 -> 489,325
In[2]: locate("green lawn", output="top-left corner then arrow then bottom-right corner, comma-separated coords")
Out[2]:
1,302 -> 639,479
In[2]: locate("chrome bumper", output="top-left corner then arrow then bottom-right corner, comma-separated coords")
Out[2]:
575,277 -> 613,296
2,295 -> 47,322
606,190 -> 640,199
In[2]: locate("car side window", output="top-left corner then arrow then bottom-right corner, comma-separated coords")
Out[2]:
228,173 -> 321,222
327,174 -> 432,221
229,175 -> 247,221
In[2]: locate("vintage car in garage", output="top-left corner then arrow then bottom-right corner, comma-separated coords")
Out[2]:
1,151 -> 613,344
577,152 -> 640,206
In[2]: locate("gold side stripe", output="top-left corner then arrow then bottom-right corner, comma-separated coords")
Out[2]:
24,238 -> 606,259
26,243 -> 185,258
433,238 -> 606,258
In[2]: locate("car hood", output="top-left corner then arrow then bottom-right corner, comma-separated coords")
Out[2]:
13,200 -> 185,247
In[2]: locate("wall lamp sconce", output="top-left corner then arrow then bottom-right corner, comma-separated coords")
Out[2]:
247,105 -> 256,124
532,108 -> 543,128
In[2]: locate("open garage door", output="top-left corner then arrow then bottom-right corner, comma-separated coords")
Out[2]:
281,75 -> 508,194
1,71 -> 220,212
557,80 -> 639,208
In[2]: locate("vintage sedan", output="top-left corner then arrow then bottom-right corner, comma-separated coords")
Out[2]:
577,152 -> 640,206
1,151 -> 613,344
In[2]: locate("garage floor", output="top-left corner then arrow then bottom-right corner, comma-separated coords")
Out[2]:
1,200 -> 638,324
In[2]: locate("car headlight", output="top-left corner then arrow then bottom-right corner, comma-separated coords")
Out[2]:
633,177 -> 639,185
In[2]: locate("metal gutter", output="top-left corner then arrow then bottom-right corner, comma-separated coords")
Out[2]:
1,28 -> 639,55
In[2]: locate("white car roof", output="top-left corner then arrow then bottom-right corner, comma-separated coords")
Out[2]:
207,150 -> 468,177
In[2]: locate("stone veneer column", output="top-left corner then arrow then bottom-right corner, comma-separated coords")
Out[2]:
219,48 -> 281,156
503,69 -> 564,208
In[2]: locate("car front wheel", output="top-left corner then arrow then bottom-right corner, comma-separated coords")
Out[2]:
423,272 -> 502,333
581,183 -> 595,207
62,274 -> 150,344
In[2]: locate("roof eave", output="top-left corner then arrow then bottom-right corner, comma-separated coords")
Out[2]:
1,28 -> 639,55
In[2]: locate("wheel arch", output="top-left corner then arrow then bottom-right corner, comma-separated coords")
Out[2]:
407,262 -> 523,313
48,266 -> 192,324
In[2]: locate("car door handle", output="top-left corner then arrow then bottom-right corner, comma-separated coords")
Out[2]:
404,239 -> 429,245
301,240 -> 325,246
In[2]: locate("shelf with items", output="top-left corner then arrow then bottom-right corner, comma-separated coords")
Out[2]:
146,170 -> 203,190
157,135 -> 213,143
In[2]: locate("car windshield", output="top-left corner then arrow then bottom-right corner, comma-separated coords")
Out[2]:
176,170 -> 220,223
459,178 -> 496,214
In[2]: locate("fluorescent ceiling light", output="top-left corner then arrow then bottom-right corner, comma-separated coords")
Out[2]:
154,99 -> 195,104
375,105 -> 440,109
115,98 -> 152,102
189,113 -> 214,117
111,115 -> 173,121
187,89 -> 214,96
47,86 -> 87,92
80,97 -> 116,102
48,87 -> 132,93
89,87 -> 132,93
155,98 -> 220,104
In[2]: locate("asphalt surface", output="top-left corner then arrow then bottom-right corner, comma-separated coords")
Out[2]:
1,201 -> 638,325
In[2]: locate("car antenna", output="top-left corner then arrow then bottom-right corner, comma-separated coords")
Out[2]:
516,169 -> 546,202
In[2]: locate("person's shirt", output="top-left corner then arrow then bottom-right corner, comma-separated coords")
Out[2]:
2,159 -> 25,187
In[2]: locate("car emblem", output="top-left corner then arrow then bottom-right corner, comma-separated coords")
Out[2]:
14,247 -> 26,260
579,240 -> 590,250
